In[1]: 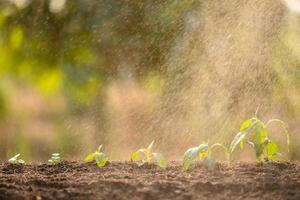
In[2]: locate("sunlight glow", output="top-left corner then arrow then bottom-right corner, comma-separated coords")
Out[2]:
49,0 -> 66,13
10,0 -> 29,9
283,0 -> 300,13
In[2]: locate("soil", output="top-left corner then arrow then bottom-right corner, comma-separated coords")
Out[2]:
0,161 -> 300,200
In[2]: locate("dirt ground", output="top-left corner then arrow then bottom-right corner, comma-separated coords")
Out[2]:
0,161 -> 299,200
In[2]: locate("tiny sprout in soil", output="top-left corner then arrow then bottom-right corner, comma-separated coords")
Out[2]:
229,117 -> 290,162
131,140 -> 167,169
182,143 -> 229,171
48,153 -> 61,165
84,145 -> 109,168
8,154 -> 25,164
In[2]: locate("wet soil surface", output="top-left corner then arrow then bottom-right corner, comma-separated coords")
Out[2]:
0,161 -> 299,200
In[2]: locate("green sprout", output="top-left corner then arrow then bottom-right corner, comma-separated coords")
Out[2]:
229,117 -> 290,162
182,143 -> 229,171
48,153 -> 61,165
131,140 -> 167,169
84,145 -> 109,168
8,154 -> 25,164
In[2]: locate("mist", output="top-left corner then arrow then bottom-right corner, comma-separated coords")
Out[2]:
0,0 -> 299,161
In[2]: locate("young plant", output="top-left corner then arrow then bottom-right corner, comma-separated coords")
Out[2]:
130,140 -> 167,169
229,117 -> 290,161
8,154 -> 25,164
182,143 -> 229,171
84,145 -> 109,168
48,153 -> 61,165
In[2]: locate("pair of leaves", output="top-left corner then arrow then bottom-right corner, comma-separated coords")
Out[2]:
182,143 -> 229,171
230,118 -> 266,155
229,118 -> 258,155
252,138 -> 279,161
230,118 -> 281,161
8,154 -> 25,164
252,123 -> 268,160
265,140 -> 279,161
131,140 -> 167,169
182,144 -> 209,171
85,145 -> 109,168
48,153 -> 61,165
131,140 -> 154,163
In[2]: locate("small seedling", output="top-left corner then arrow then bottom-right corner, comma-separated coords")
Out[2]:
48,153 -> 61,165
131,140 -> 167,169
229,117 -> 290,161
8,154 -> 25,164
84,145 -> 109,168
182,143 -> 229,171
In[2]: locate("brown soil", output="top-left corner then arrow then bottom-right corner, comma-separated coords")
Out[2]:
0,161 -> 299,200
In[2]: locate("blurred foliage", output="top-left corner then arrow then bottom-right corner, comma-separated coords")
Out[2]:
0,0 -> 201,119
0,89 -> 7,119
0,0 -> 200,160
0,0 -> 199,101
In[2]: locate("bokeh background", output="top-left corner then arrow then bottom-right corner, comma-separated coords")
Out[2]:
0,0 -> 300,162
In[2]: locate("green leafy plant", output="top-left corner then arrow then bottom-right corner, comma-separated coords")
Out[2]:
182,143 -> 229,171
48,153 -> 61,165
229,117 -> 290,161
8,154 -> 25,164
131,140 -> 167,169
84,145 -> 109,168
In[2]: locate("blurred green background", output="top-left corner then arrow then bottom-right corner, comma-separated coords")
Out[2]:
0,0 -> 200,161
0,0 -> 300,162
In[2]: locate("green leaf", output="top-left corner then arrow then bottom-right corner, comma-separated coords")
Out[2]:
182,144 -> 208,171
198,143 -> 209,153
18,159 -> 25,164
131,149 -> 143,161
252,124 -> 267,145
203,155 -> 216,170
84,145 -> 109,167
147,140 -> 155,151
97,145 -> 103,152
49,153 -> 61,165
240,118 -> 256,131
152,153 -> 167,169
13,153 -> 20,159
229,132 -> 247,154
183,147 -> 200,171
287,133 -> 290,153
144,149 -> 152,162
8,154 -> 22,164
95,152 -> 108,168
198,143 -> 209,159
239,139 -> 245,149
230,118 -> 259,156
266,140 -> 279,161
198,150 -> 209,159
84,152 -> 96,162
52,156 -> 60,160
251,124 -> 267,160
